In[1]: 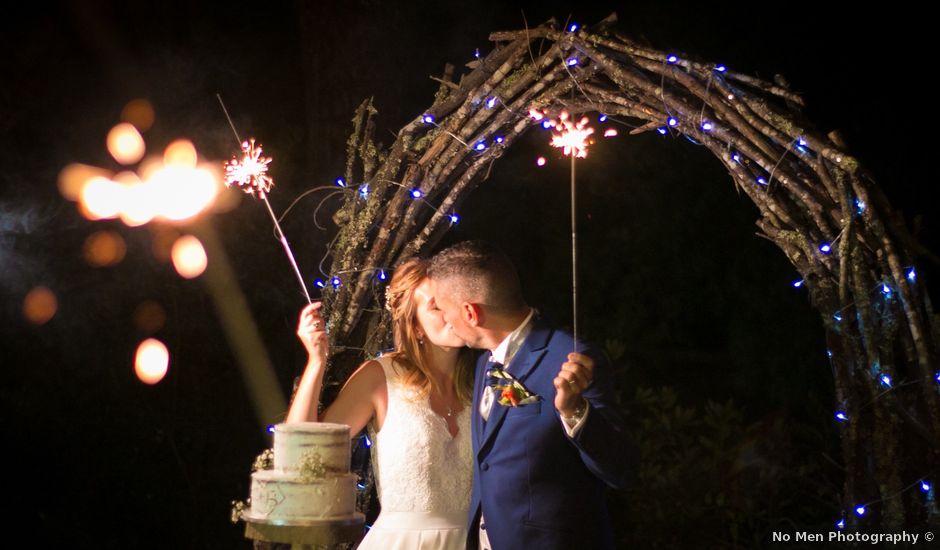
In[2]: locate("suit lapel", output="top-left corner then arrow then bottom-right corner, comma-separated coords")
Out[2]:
471,353 -> 489,450
478,320 -> 553,456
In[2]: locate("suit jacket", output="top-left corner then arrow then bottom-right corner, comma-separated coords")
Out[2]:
467,314 -> 637,550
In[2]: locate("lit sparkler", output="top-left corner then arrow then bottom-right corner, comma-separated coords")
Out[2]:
543,110 -> 597,351
222,136 -> 312,304
224,139 -> 273,198
549,111 -> 594,158
216,95 -> 312,304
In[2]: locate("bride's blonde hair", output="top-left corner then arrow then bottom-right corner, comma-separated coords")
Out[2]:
385,257 -> 475,404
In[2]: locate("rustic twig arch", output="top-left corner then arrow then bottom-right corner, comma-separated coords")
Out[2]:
319,14 -> 939,529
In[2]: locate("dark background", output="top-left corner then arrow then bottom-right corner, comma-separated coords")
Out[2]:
2,1 -> 936,547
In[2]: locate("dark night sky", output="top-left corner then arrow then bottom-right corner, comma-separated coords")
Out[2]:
2,1 -> 937,547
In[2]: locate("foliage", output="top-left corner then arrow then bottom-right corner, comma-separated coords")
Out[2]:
611,387 -> 841,549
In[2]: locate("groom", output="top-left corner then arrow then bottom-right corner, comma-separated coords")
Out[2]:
428,241 -> 636,550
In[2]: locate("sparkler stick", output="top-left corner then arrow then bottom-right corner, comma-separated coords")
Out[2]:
217,95 -> 312,304
570,152 -> 578,352
546,111 -> 594,351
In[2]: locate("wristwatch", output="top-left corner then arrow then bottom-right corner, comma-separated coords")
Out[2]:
561,398 -> 587,421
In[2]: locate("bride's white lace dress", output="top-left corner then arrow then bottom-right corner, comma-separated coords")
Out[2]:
358,356 -> 472,549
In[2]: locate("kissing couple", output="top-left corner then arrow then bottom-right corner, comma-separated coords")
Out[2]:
287,240 -> 637,549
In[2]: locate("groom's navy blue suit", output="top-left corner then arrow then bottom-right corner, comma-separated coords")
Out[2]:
467,314 -> 636,549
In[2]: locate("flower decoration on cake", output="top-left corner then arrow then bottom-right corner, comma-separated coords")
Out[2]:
252,448 -> 274,472
487,367 -> 540,407
230,499 -> 250,523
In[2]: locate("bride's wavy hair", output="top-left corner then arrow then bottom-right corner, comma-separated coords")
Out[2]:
385,257 -> 475,404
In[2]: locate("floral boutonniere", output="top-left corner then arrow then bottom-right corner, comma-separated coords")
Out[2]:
488,367 -> 540,407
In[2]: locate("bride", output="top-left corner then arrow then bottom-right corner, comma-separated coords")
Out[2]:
286,257 -> 477,549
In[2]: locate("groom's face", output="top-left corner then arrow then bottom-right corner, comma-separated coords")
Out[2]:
429,278 -> 483,348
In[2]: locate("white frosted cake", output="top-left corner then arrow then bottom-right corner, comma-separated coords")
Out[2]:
248,422 -> 358,522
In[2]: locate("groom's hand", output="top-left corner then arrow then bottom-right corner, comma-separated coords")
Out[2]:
554,352 -> 594,417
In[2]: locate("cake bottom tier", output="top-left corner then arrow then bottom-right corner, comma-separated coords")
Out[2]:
250,470 -> 358,520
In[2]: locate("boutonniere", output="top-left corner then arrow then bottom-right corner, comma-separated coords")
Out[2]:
487,367 -> 540,407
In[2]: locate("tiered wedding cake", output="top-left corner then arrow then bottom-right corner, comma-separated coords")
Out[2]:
247,422 -> 358,522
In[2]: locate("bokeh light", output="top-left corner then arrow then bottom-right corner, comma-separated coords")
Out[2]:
135,338 -> 169,384
121,99 -> 155,132
171,235 -> 208,279
106,123 -> 146,165
58,163 -> 110,201
83,230 -> 127,267
23,286 -> 58,325
79,176 -> 125,220
164,139 -> 197,168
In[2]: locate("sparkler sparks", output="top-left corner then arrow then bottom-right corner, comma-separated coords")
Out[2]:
548,111 -> 594,158
224,139 -> 273,198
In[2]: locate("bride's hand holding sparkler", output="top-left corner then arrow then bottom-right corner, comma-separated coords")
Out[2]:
287,302 -> 329,423
297,302 -> 329,366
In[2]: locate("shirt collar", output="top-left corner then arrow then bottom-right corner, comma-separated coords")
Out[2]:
490,308 -> 535,367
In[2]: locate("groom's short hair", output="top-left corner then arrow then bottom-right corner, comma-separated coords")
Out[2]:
428,240 -> 525,311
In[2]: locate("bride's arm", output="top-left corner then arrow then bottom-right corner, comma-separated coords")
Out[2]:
285,303 -> 386,435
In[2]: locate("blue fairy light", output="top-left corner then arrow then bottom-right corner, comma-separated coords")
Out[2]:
359,184 -> 369,198
882,283 -> 891,295
855,505 -> 866,516
667,54 -> 679,64
657,127 -> 667,135
668,117 -> 678,127
410,188 -> 423,199
827,350 -> 833,358
494,136 -> 504,144
566,57 -> 579,66
449,213 -> 459,224
833,312 -> 843,322
716,64 -> 727,72
907,268 -> 916,282
357,482 -> 366,490
422,114 -> 435,124
856,198 -> 866,213
542,120 -> 553,129
732,153 -> 741,163
598,114 -> 608,122
935,371 -> 940,383
922,480 -> 932,493
378,269 -> 387,281
474,141 -> 487,151
835,411 -> 848,422
486,97 -> 497,109
880,374 -> 892,387
798,137 -> 808,147
267,425 -> 275,433
569,23 -> 579,32
793,279 -> 804,288
757,177 -> 767,186
701,121 -> 714,132
335,177 -> 347,187
474,48 -> 480,59
836,518 -> 845,530
315,279 -> 325,289
820,243 -> 832,254
331,277 -> 341,289
364,434 -> 372,447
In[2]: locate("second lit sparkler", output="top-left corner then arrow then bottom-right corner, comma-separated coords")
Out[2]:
541,110 -> 595,351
